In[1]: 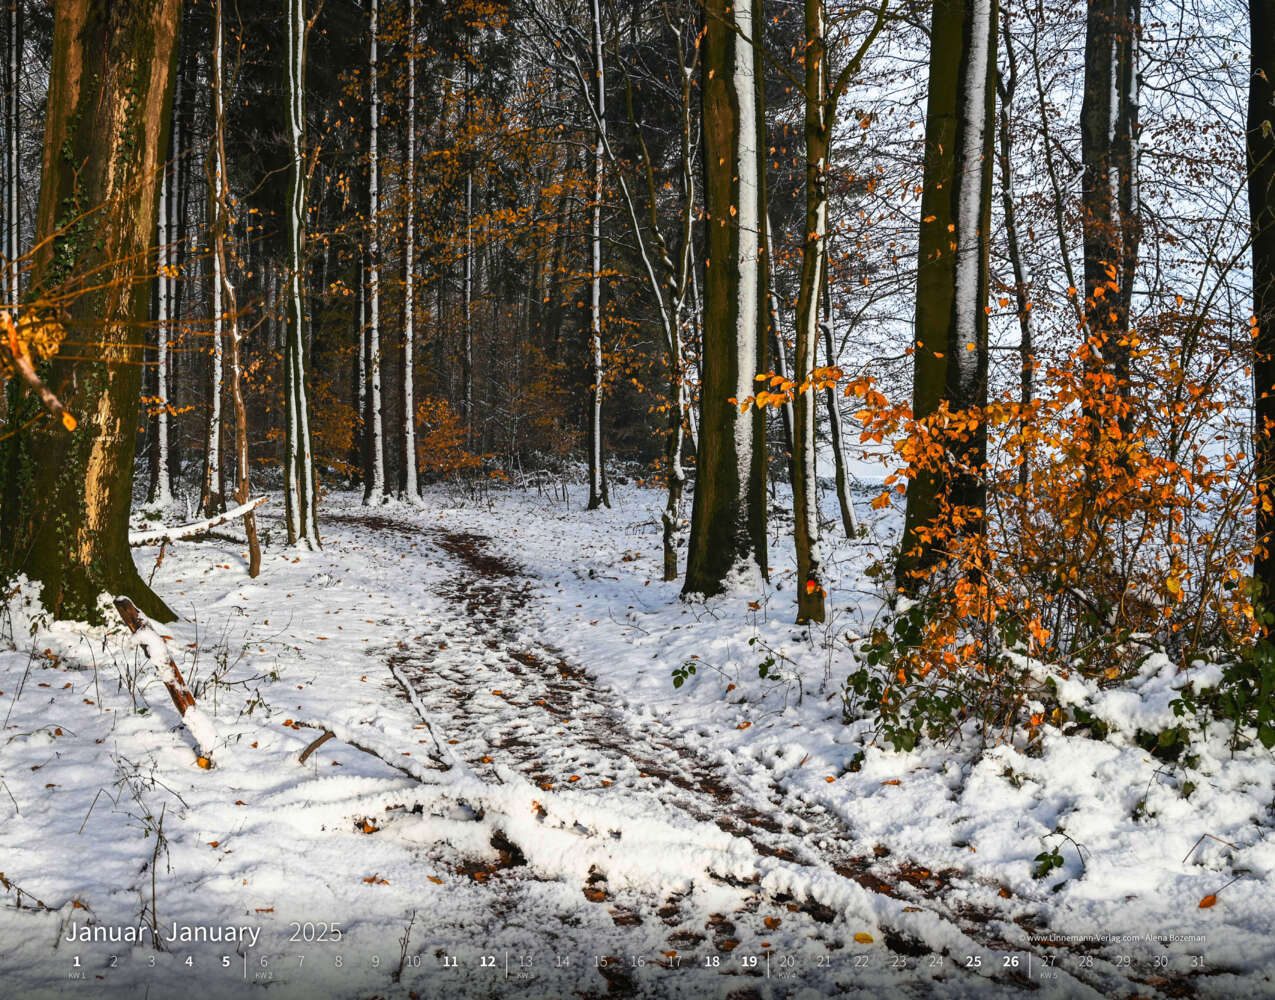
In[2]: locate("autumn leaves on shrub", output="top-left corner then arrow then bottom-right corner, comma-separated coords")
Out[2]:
757,305 -> 1260,751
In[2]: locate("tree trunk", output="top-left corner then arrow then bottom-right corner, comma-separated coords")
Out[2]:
363,0 -> 385,504
203,129 -> 225,517
3,0 -> 181,623
5,0 -> 19,308
1251,0 -> 1275,609
822,265 -> 860,538
586,0 -> 609,510
400,0 -> 420,504
1081,0 -> 1140,435
682,0 -> 768,597
897,0 -> 997,590
793,0 -> 830,623
285,0 -> 320,547
211,0 -> 260,578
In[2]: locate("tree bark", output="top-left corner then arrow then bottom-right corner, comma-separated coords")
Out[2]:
1251,0 -> 1275,609
285,0 -> 320,546
400,0 -> 420,504
363,0 -> 385,504
586,0 -> 609,510
3,0 -> 181,623
897,0 -> 996,590
682,0 -> 769,597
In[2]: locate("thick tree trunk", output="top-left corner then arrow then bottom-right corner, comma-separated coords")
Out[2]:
3,0 -> 181,623
285,0 -> 320,546
586,0 -> 609,510
898,0 -> 996,590
682,0 -> 768,597
1080,0 -> 1140,435
1251,0 -> 1275,608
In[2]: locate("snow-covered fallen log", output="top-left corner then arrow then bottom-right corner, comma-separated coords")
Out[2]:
113,596 -> 216,767
128,495 -> 268,546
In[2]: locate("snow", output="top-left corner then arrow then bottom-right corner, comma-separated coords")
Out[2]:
1,484 -> 1273,998
732,0 -> 760,490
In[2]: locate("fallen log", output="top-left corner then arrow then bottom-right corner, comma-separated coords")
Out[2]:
113,596 -> 215,768
291,720 -> 449,774
129,495 -> 268,546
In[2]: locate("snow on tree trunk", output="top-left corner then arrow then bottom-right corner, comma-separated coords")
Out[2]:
682,0 -> 769,597
285,0 -> 320,547
401,0 -> 420,505
204,62 -> 225,519
363,0 -> 385,505
898,0 -> 996,589
794,0 -> 830,623
154,140 -> 174,509
586,0 -> 609,510
211,0 -> 260,578
5,0 -> 181,623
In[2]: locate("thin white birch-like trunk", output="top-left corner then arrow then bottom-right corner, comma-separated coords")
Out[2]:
5,0 -> 17,308
586,0 -> 608,509
204,137 -> 224,515
363,0 -> 385,504
285,0 -> 320,547
154,137 -> 174,508
462,39 -> 474,440
400,0 -> 419,504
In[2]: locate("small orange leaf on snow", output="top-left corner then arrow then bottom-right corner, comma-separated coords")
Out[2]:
255,907 -> 274,913
569,775 -> 581,782
492,690 -> 503,696
72,900 -> 87,910
283,719 -> 293,726
720,940 -> 739,951
234,800 -> 246,806
737,721 -> 751,730
428,876 -> 444,885
764,917 -> 781,930
1199,894 -> 1218,908
208,841 -> 220,848
881,779 -> 901,786
854,932 -> 874,944
360,819 -> 379,834
583,887 -> 607,902
481,756 -> 492,763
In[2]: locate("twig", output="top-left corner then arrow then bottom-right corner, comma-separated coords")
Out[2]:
297,730 -> 334,765
393,909 -> 417,983
78,788 -> 103,834
1182,832 -> 1239,865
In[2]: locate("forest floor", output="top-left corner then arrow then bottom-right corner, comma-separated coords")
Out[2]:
1,483 -> 1272,999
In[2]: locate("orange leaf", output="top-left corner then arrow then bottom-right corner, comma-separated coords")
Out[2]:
854,932 -> 874,944
1199,894 -> 1218,909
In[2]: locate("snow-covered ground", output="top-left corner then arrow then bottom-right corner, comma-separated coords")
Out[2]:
1,483 -> 1272,999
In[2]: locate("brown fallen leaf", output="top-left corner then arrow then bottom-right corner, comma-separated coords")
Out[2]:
1199,894 -> 1218,909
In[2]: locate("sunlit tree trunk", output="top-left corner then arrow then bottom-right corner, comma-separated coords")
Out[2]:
898,0 -> 996,590
363,0 -> 385,504
682,0 -> 769,597
151,109 -> 174,509
822,266 -> 859,538
285,0 -> 320,546
203,100 -> 225,517
4,0 -> 181,622
1251,0 -> 1275,608
585,0 -> 609,510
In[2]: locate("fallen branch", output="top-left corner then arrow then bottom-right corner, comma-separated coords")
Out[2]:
129,495 -> 268,546
113,596 -> 215,768
291,720 -> 449,774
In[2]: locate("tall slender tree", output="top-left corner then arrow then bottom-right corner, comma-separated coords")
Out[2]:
400,0 -> 420,504
897,0 -> 997,589
1251,0 -> 1275,607
363,0 -> 386,503
586,0 -> 609,510
2,0 -> 181,622
285,0 -> 320,545
4,0 -> 18,308
682,0 -> 769,596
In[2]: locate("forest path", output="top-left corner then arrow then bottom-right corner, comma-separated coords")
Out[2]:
321,510 -> 1125,999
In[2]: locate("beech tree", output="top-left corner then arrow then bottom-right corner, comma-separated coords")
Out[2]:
682,0 -> 769,597
897,0 -> 997,589
2,0 -> 181,622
